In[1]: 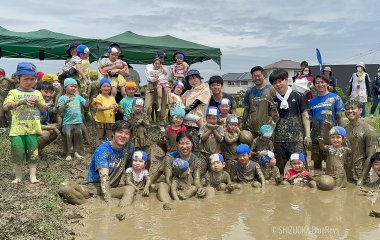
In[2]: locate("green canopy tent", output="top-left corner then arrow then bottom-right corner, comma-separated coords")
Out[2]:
0,26 -> 104,62
105,31 -> 222,67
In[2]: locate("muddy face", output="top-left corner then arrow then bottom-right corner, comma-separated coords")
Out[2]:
177,137 -> 193,156
132,159 -> 146,171
210,161 -> 225,173
345,105 -> 362,121
206,115 -> 218,125
237,153 -> 250,166
290,159 -> 305,172
330,134 -> 343,148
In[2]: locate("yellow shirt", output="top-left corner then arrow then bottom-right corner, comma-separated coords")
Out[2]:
92,94 -> 117,123
4,89 -> 45,136
80,59 -> 90,79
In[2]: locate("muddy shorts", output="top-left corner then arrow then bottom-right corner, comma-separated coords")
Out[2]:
94,122 -> 113,130
10,134 -> 38,163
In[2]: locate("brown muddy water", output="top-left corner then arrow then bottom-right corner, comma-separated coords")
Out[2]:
76,182 -> 380,240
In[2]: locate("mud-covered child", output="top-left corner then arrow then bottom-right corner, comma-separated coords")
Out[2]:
258,150 -> 283,185
222,115 -> 240,179
235,144 -> 265,188
165,107 -> 187,152
58,78 -> 88,160
120,150 -> 151,207
119,81 -> 138,120
199,106 -> 224,155
283,152 -> 317,188
3,62 -> 46,183
205,153 -> 235,192
92,78 -> 118,144
126,98 -> 149,150
251,125 -> 274,162
318,126 -> 351,188
171,158 -> 197,200
217,98 -> 232,127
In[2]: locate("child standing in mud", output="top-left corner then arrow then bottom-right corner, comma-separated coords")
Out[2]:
170,158 -> 198,200
205,153 -> 235,192
92,78 -> 118,144
58,78 -> 88,160
317,126 -> 351,188
251,125 -> 274,162
165,107 -> 187,152
222,116 -> 240,179
217,98 -> 232,126
235,144 -> 265,188
3,62 -> 46,183
121,150 -> 151,207
284,152 -> 317,188
126,98 -> 149,150
199,106 -> 224,155
258,150 -> 283,185
119,81 -> 138,120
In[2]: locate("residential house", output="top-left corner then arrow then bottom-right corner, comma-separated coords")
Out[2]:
221,72 -> 253,96
263,59 -> 301,84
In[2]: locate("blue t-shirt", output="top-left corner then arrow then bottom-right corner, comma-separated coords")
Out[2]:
119,96 -> 135,120
87,141 -> 126,183
58,94 -> 86,125
309,92 -> 344,124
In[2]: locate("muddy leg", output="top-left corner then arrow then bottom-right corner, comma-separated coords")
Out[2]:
118,186 -> 136,208
157,182 -> 172,203
216,183 -> 227,191
251,181 -> 262,188
81,123 -> 89,145
204,186 -> 215,199
59,181 -> 90,205
12,164 -> 22,183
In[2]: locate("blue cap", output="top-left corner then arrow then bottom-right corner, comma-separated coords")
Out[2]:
329,126 -> 346,138
64,78 -> 78,87
290,152 -> 306,163
133,150 -> 148,162
259,125 -> 273,137
172,158 -> 189,176
76,44 -> 89,54
16,62 -> 37,76
218,98 -> 231,107
236,144 -> 251,155
171,107 -> 185,118
132,98 -> 144,106
259,150 -> 275,166
176,53 -> 184,59
185,69 -> 203,80
206,106 -> 219,116
209,153 -> 224,164
172,80 -> 184,89
226,115 -> 239,125
98,77 -> 111,87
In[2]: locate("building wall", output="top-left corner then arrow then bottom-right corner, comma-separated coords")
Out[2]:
223,80 -> 254,95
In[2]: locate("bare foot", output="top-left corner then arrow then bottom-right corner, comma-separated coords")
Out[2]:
66,155 -> 72,161
30,178 -> 40,183
11,178 -> 22,184
74,152 -> 83,160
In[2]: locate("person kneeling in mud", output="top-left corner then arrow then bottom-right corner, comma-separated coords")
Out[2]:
258,150 -> 284,185
59,120 -> 135,205
317,126 -> 351,188
205,153 -> 236,192
283,152 -> 317,188
121,150 -> 151,207
234,144 -> 265,188
171,158 -> 198,200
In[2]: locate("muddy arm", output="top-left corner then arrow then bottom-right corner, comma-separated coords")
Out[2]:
212,128 -> 224,142
256,167 -> 265,188
170,180 -> 180,201
317,138 -> 328,151
200,129 -> 213,142
302,111 -> 311,147
193,169 -> 202,189
164,156 -> 173,186
99,168 -> 111,203
358,132 -> 378,185
225,132 -> 239,144
124,173 -> 139,192
241,107 -> 249,129
336,111 -> 345,127
142,175 -> 151,196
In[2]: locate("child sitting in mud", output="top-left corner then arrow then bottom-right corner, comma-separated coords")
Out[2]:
171,158 -> 197,200
235,144 -> 265,188
120,150 -> 151,207
284,152 -> 317,188
58,78 -> 88,161
317,126 -> 351,188
126,98 -> 149,150
205,153 -> 235,192
92,78 -> 118,144
222,116 -> 240,179
199,106 -> 224,155
165,107 -> 187,152
251,125 -> 274,162
258,150 -> 283,185
3,62 -> 46,183
217,98 -> 232,126
119,81 -> 138,120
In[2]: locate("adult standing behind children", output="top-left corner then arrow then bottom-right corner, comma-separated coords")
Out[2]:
208,75 -> 237,115
59,120 -> 135,205
309,75 -> 345,171
345,100 -> 378,186
3,62 -> 46,183
348,62 -> 370,118
370,68 -> 380,118
242,66 -> 277,138
322,66 -> 337,94
269,69 -> 311,174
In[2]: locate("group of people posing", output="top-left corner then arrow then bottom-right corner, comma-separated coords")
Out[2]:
1,41 -> 379,207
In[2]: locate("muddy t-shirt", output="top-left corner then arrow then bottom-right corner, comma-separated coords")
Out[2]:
273,91 -> 309,142
199,124 -> 224,154
205,170 -> 231,187
236,160 -> 264,183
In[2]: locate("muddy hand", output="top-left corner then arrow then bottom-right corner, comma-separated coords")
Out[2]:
226,184 -> 234,192
142,188 -> 150,197
196,187 -> 206,198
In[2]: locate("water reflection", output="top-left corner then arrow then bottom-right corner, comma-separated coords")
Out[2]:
77,183 -> 380,240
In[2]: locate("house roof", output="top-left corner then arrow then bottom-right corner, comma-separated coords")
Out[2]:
264,60 -> 301,69
222,72 -> 251,81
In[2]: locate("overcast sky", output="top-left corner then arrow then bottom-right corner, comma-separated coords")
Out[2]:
0,0 -> 379,83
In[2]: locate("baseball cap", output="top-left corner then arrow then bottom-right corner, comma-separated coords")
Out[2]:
76,44 -> 90,55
